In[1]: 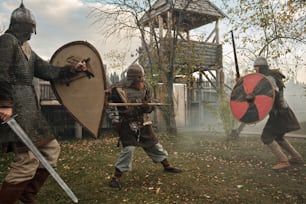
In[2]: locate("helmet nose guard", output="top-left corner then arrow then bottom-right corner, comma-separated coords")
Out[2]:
10,2 -> 36,34
253,56 -> 269,74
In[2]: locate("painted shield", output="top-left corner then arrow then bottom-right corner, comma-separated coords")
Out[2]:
50,41 -> 106,138
230,73 -> 275,124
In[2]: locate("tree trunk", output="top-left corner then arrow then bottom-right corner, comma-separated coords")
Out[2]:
166,73 -> 177,135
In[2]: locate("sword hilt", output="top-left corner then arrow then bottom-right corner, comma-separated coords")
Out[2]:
1,114 -> 18,125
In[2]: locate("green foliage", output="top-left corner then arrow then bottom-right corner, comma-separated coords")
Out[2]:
218,0 -> 305,76
105,50 -> 127,78
217,90 -> 237,138
204,89 -> 238,139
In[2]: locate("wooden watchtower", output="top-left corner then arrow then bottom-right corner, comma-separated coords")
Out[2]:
138,0 -> 226,127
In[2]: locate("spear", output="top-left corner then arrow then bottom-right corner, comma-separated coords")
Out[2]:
230,30 -> 245,138
107,102 -> 165,106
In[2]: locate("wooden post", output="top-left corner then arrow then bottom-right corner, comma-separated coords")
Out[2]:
74,122 -> 82,139
159,15 -> 163,38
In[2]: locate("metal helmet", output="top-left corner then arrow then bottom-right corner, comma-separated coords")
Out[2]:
254,56 -> 269,74
10,2 -> 36,33
127,63 -> 144,81
254,57 -> 268,67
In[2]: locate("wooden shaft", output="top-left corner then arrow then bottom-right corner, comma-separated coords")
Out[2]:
107,102 -> 165,106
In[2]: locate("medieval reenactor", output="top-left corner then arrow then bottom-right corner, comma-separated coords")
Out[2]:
253,57 -> 303,170
106,63 -> 182,189
0,2 -> 87,203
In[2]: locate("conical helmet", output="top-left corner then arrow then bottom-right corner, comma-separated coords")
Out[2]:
10,1 -> 36,33
127,63 -> 144,80
253,56 -> 269,74
254,57 -> 268,67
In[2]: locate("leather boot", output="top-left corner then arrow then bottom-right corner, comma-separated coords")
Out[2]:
19,168 -> 50,204
109,168 -> 122,189
161,159 -> 182,173
0,180 -> 29,204
267,141 -> 290,170
278,139 -> 304,164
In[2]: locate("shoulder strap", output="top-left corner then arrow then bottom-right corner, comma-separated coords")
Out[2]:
115,87 -> 128,103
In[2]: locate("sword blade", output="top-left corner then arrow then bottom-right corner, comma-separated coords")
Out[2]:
5,117 -> 78,203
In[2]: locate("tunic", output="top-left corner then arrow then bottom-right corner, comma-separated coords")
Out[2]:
261,69 -> 300,143
109,83 -> 158,148
0,32 -> 77,152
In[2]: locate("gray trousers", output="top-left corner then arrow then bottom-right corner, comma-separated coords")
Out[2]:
115,143 -> 168,172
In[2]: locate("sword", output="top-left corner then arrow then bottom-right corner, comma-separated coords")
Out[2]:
2,115 -> 78,203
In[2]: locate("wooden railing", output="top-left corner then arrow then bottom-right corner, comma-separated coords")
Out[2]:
139,39 -> 222,73
37,80 -> 60,106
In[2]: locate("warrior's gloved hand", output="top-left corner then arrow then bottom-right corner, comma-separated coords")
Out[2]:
74,61 -> 87,72
0,107 -> 13,122
141,102 -> 149,110
74,60 -> 95,79
105,88 -> 112,96
141,101 -> 154,113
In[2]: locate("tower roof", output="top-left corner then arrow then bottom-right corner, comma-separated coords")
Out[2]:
140,0 -> 227,31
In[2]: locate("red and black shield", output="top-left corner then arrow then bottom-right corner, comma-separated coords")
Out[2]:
230,73 -> 275,124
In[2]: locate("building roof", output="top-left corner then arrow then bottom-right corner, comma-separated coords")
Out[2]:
140,0 -> 227,30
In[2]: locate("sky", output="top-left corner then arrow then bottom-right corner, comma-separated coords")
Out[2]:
0,0 -> 233,76
0,0 -> 305,83
0,0 -> 140,75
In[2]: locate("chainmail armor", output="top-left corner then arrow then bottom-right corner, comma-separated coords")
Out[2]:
0,32 -> 77,149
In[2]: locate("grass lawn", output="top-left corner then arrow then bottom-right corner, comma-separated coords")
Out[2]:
1,131 -> 305,204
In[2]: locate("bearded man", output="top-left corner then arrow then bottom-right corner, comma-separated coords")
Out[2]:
106,63 -> 182,189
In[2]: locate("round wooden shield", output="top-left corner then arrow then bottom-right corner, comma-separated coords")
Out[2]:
50,41 -> 106,138
230,73 -> 275,124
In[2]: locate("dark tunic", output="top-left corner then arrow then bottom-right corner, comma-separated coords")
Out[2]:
0,33 -> 77,152
261,70 -> 300,143
109,83 -> 158,148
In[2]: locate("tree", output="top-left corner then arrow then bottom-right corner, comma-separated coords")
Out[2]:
217,0 -> 305,78
88,0 -> 201,134
105,50 -> 128,79
208,0 -> 305,139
